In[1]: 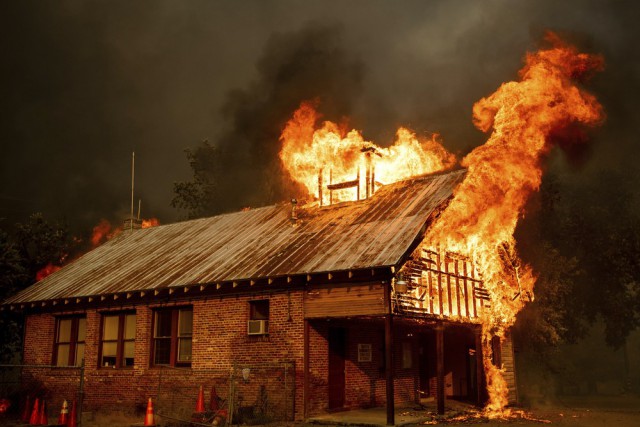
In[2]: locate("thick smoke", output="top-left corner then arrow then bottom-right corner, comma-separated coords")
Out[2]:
199,24 -> 365,213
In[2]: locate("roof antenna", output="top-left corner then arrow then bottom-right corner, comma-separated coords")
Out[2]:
130,152 -> 135,231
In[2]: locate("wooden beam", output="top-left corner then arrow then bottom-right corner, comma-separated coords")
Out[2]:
385,314 -> 395,425
475,327 -> 484,406
436,323 -> 445,415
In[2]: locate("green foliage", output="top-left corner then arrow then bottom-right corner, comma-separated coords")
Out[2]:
0,213 -> 74,362
14,213 -> 72,281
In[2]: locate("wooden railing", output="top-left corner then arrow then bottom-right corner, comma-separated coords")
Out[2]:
393,249 -> 490,320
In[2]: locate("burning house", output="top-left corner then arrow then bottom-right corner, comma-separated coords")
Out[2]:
2,168 -> 515,424
1,33 -> 603,424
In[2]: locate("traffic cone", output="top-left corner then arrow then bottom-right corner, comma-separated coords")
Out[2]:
194,385 -> 205,412
68,400 -> 77,427
21,396 -> 31,422
209,386 -> 219,411
144,397 -> 155,426
58,399 -> 69,425
29,398 -> 40,425
37,399 -> 48,426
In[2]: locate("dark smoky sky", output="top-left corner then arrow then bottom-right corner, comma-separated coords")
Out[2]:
1,0 -> 639,234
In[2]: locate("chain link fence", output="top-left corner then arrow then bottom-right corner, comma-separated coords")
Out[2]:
0,363 -> 84,422
156,362 -> 295,426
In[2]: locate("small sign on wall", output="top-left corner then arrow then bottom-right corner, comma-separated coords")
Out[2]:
358,343 -> 372,362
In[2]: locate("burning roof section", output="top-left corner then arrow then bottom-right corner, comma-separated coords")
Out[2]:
3,169 -> 466,306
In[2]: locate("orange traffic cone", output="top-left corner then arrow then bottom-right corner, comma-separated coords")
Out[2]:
144,397 -> 155,426
29,398 -> 40,425
58,399 -> 69,425
195,385 -> 205,412
68,400 -> 77,427
209,386 -> 219,411
21,396 -> 32,422
37,399 -> 48,426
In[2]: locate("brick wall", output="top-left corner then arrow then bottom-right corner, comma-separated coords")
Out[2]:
307,319 -> 421,416
21,291 -> 305,420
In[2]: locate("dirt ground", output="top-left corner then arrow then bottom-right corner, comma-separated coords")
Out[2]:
416,395 -> 640,427
1,395 -> 638,426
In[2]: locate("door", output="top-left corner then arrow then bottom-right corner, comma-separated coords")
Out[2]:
328,327 -> 346,409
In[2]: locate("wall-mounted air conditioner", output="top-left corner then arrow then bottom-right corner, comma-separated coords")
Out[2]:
248,319 -> 268,335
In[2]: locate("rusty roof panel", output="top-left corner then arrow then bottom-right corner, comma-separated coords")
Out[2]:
3,169 -> 466,304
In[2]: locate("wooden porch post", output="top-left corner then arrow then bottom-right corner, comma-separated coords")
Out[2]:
436,323 -> 445,415
475,326 -> 484,406
304,318 -> 310,419
385,314 -> 395,425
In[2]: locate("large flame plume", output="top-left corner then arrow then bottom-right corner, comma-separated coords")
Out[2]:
425,33 -> 603,415
280,33 -> 603,416
280,101 -> 455,204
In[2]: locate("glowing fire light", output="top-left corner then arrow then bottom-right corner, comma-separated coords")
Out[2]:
279,101 -> 455,204
142,218 -> 160,228
35,263 -> 62,281
424,33 -> 603,416
279,33 -> 603,416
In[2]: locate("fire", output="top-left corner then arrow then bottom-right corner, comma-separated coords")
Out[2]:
424,32 -> 603,416
279,101 -> 455,204
91,219 -> 115,247
142,218 -> 160,228
279,33 -> 603,415
35,263 -> 62,281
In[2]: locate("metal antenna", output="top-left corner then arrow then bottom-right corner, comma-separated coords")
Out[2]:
130,152 -> 135,231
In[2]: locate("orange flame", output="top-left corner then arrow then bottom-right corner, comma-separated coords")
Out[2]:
142,218 -> 160,228
424,33 -> 603,415
279,101 -> 455,203
35,263 -> 62,281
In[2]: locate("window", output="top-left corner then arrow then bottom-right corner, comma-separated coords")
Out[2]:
54,316 -> 86,367
100,312 -> 136,368
153,307 -> 193,366
248,300 -> 269,335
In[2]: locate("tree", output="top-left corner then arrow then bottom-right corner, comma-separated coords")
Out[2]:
0,213 -> 75,361
171,141 -> 221,219
13,213 -> 72,281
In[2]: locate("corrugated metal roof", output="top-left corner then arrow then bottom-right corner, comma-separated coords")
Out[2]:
3,169 -> 466,305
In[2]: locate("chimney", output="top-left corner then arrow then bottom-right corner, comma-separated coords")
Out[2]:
123,217 -> 142,230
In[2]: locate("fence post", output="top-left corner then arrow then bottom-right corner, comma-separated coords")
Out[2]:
78,358 -> 85,426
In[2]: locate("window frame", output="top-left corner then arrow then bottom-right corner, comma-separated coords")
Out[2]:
98,311 -> 136,369
151,306 -> 193,367
248,299 -> 270,336
53,315 -> 86,367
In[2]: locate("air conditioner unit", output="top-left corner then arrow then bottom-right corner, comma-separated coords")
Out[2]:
247,319 -> 268,335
